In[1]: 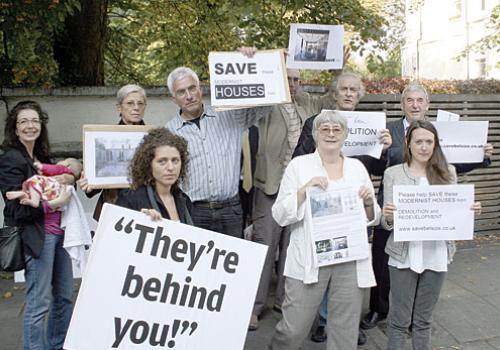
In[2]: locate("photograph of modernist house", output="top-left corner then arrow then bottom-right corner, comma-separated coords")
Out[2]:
94,137 -> 137,177
293,28 -> 329,62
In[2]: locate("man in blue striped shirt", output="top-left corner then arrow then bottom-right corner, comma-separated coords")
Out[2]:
165,61 -> 271,238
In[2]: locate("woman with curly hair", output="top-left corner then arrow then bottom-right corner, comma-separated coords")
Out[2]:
115,127 -> 193,224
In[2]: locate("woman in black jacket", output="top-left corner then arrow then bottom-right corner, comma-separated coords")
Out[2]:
0,101 -> 75,350
116,127 -> 193,224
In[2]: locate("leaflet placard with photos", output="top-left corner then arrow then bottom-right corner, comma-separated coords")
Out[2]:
306,184 -> 369,267
287,23 -> 344,70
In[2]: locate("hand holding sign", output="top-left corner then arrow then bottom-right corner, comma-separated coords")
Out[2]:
209,49 -> 290,110
64,204 -> 267,350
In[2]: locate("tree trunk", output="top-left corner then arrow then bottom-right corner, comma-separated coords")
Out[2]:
54,0 -> 108,86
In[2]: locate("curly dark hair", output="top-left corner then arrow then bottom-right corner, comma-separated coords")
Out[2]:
129,127 -> 189,191
403,120 -> 452,184
1,100 -> 51,162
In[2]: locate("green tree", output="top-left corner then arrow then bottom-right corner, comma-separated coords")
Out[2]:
1,0 -> 386,87
360,0 -> 404,79
105,0 -> 386,85
54,0 -> 109,85
460,3 -> 499,67
0,0 -> 81,88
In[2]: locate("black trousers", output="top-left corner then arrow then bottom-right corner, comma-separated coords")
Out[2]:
368,228 -> 392,315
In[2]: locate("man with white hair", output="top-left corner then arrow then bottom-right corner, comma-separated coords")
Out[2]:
165,53 -> 271,238
293,71 -> 391,159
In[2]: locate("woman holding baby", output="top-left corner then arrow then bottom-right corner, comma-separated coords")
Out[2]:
0,100 -> 79,350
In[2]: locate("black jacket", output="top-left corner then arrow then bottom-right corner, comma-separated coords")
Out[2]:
116,185 -> 193,225
0,147 -> 50,257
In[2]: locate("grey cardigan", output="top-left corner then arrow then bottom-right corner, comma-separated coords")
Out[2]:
381,163 -> 458,264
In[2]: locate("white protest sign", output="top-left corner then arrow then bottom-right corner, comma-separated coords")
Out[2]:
208,49 -> 290,109
306,184 -> 369,267
432,121 -> 489,163
64,204 -> 267,350
436,109 -> 460,121
394,184 -> 474,241
325,110 -> 386,158
287,23 -> 344,70
83,125 -> 152,188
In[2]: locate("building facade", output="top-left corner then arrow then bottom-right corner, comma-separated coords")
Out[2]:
402,0 -> 499,79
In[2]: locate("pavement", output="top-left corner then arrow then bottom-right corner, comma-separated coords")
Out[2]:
2,235 -> 500,350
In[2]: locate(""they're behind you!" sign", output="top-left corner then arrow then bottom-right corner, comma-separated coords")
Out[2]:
64,204 -> 267,350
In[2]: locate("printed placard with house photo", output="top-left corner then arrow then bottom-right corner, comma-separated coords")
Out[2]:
287,23 -> 344,70
83,125 -> 152,189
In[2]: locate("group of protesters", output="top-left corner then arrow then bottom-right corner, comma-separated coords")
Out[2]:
0,45 -> 494,350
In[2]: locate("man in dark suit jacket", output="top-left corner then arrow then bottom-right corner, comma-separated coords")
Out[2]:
361,82 -> 494,330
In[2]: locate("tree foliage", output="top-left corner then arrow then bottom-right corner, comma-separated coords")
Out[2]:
460,3 -> 499,65
1,0 -> 386,88
360,0 -> 405,79
0,0 -> 81,88
105,0 -> 386,86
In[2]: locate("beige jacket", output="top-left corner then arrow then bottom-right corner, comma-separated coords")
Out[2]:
253,93 -> 314,195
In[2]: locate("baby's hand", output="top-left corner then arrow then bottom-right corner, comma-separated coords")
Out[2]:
34,161 -> 42,174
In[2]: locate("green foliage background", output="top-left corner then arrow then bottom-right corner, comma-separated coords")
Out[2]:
1,0 -> 386,88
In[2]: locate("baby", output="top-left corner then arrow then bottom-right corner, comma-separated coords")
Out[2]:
7,158 -> 82,208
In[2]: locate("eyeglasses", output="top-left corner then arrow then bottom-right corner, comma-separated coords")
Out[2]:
319,126 -> 344,135
122,101 -> 146,109
17,119 -> 42,126
174,85 -> 199,98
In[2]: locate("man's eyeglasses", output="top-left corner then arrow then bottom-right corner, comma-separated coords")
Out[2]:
174,85 -> 199,99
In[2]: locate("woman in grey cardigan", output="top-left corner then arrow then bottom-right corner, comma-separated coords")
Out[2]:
381,120 -> 481,350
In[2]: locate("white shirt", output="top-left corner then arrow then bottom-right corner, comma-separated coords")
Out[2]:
388,177 -> 449,273
271,151 -> 381,286
166,105 -> 271,201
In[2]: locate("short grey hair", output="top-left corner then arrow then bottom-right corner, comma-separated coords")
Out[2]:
116,84 -> 146,105
331,72 -> 365,100
312,110 -> 349,144
401,82 -> 429,103
167,66 -> 200,95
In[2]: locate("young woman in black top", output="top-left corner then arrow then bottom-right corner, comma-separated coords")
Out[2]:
116,127 -> 192,224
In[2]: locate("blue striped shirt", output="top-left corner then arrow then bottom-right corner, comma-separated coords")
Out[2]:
166,105 -> 271,202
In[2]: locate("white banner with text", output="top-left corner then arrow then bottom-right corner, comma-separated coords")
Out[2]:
433,121 -> 489,163
64,204 -> 267,350
208,49 -> 290,109
393,184 -> 475,241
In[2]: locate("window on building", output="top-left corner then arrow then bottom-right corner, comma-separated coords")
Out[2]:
450,0 -> 462,20
477,58 -> 486,78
